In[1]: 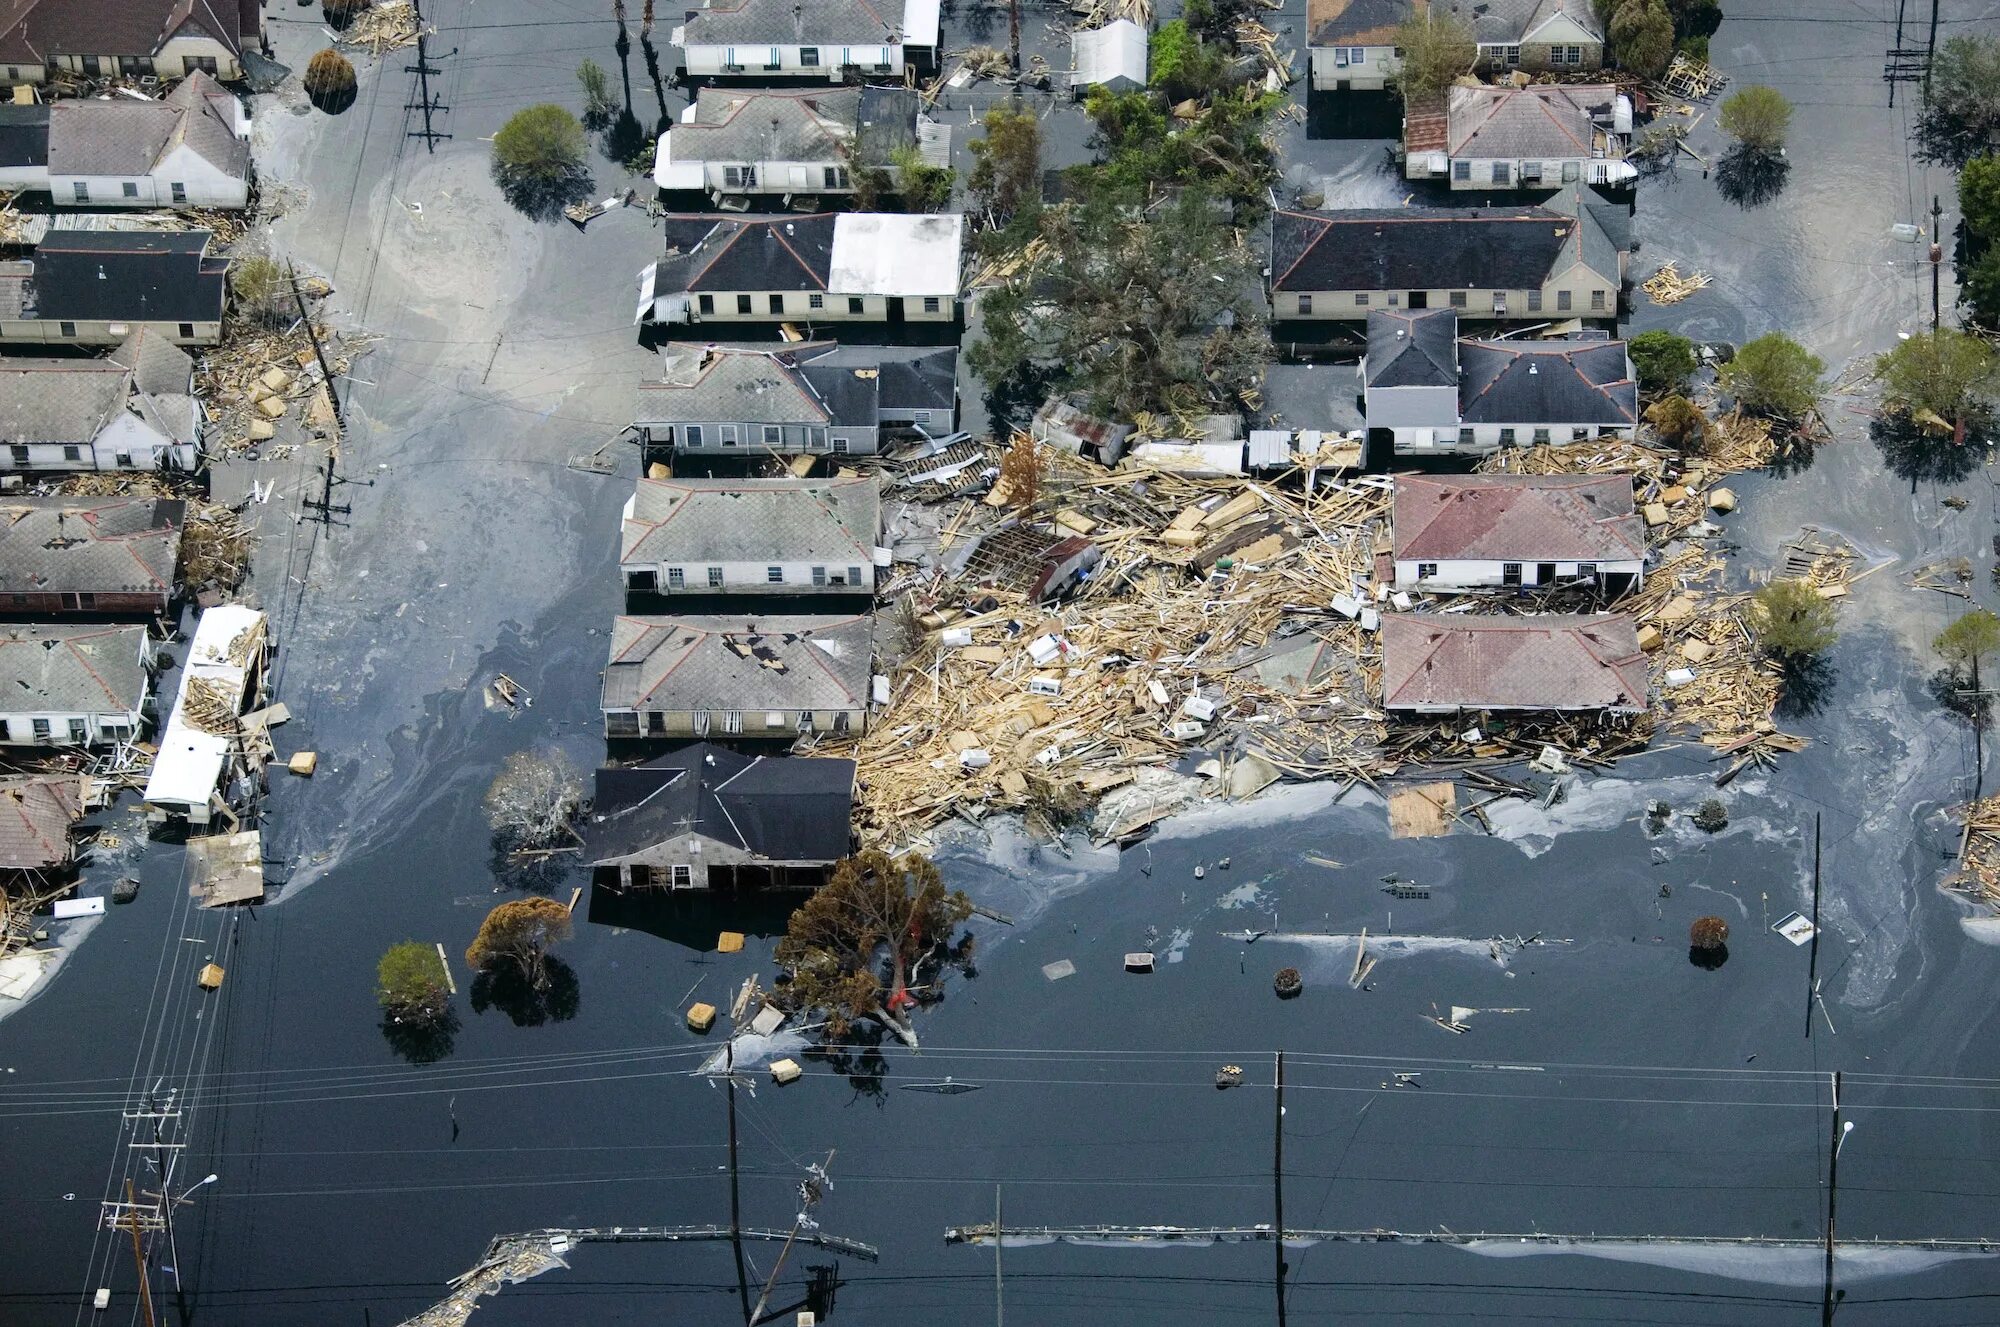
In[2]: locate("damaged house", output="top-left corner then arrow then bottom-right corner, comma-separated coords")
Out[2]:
588,744 -> 856,893
1272,186 -> 1630,322
0,329 -> 200,471
601,612 -> 875,739
0,229 -> 229,346
1404,82 -> 1634,190
0,495 -> 184,615
1360,308 -> 1637,454
141,603 -> 269,825
636,211 -> 963,325
0,774 -> 85,872
671,0 -> 941,80
619,474 -> 883,597
944,524 -> 1102,602
0,623 -> 151,746
1031,396 -> 1134,467
634,342 -> 958,459
0,0 -> 261,86
652,84 -> 948,197
1392,474 -> 1645,594
46,72 -> 251,209
1380,612 -> 1648,714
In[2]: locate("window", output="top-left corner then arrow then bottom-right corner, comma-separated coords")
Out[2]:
692,711 -> 710,735
825,166 -> 848,189
1565,45 -> 1584,64
1562,161 -> 1580,183
1452,160 -> 1471,182
1296,295 -> 1312,315
725,47 -> 744,69
8,446 -> 26,466
797,710 -> 815,731
723,710 -> 743,734
114,452 -> 133,468
848,565 -> 863,585
1502,45 -> 1521,65
831,436 -> 850,454
67,718 -> 86,743
31,718 -> 49,742
122,181 -> 139,198
707,566 -> 723,587
736,294 -> 753,315
1492,162 -> 1510,184
606,711 -> 641,736
723,165 -> 757,188
1578,563 -> 1598,579
170,183 -> 186,203
765,46 -> 781,69
833,711 -> 851,733
800,46 -> 820,67
1388,292 -> 1401,306
1590,289 -> 1606,311
698,294 -> 715,315
1456,428 -> 1473,447
768,293 -> 785,314
847,296 -> 863,314
71,181 -> 88,202
812,565 -> 827,586
767,566 -> 784,584
1498,427 -> 1516,444
667,567 -> 685,589
80,55 -> 100,77
177,323 -> 193,339
1417,562 -> 1438,579
1354,293 -> 1369,307
103,721 -> 131,742
61,445 -> 80,462
922,296 -> 941,314
1526,290 -> 1542,312
1449,291 -> 1467,308
187,57 -> 217,76
626,568 -> 656,591
1556,289 -> 1572,311
1502,562 -> 1522,586
719,424 -> 739,447
683,424 -> 704,448
760,425 -> 781,447
670,864 -> 694,889
1521,161 -> 1542,181
1335,47 -> 1349,67
58,321 -> 75,338
3,68 -> 13,81
808,293 -> 824,310
1532,428 -> 1551,444
1349,47 -> 1365,63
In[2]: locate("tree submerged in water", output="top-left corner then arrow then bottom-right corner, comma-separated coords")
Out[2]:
1689,915 -> 1730,969
467,896 -> 573,991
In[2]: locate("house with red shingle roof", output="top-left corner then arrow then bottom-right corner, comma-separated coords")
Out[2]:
0,0 -> 258,87
1392,474 -> 1645,593
1380,612 -> 1647,714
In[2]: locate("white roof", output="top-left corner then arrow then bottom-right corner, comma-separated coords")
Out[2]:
1073,19 -> 1148,87
1128,441 -> 1244,477
902,0 -> 942,45
142,606 -> 265,811
828,213 -> 964,298
652,132 -> 704,190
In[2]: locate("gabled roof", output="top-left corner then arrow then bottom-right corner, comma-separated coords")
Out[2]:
1393,474 -> 1644,563
0,774 -> 84,869
668,86 -> 861,165
654,214 -> 836,295
635,342 -> 956,426
620,475 -> 880,568
162,71 -> 249,176
0,623 -> 148,715
0,359 -> 130,446
48,100 -> 179,176
25,231 -> 227,325
0,496 -> 184,597
1433,0 -> 1603,45
1380,612 -> 1646,712
2,0 -> 249,62
1365,308 -> 1458,387
588,745 -> 855,865
681,0 -> 918,46
1456,337 -> 1636,424
808,343 -> 957,411
602,614 -> 874,714
1274,205 -> 1579,291
1308,0 -> 1415,45
108,328 -> 194,397
1446,83 -> 1618,159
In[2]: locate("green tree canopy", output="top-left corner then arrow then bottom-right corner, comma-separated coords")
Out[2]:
1149,19 -> 1232,102
1961,155 -> 2000,239
1938,608 -> 2000,670
1720,332 -> 1825,419
1966,246 -> 2000,329
1609,0 -> 1675,81
576,58 -> 613,123
892,145 -> 954,212
493,104 -> 588,186
1915,36 -> 2000,168
1393,12 -> 1476,105
1628,329 -> 1698,395
1719,85 -> 1792,154
1874,328 -> 2000,425
1749,579 -> 1838,660
967,105 -> 1041,222
378,941 -> 452,1024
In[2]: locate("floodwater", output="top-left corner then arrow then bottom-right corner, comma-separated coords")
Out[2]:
5,1 -> 2000,1324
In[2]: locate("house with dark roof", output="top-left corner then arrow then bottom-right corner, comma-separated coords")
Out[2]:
601,613 -> 875,739
0,623 -> 152,746
652,84 -> 947,198
0,230 -> 228,346
637,211 -> 962,324
0,774 -> 85,870
1405,82 -> 1633,190
0,495 -> 184,614
1271,186 -> 1630,322
0,102 -> 46,189
1431,0 -> 1604,75
634,342 -> 959,458
619,474 -> 882,597
1307,0 -> 1413,91
1380,612 -> 1647,714
0,330 -> 199,471
588,745 -> 855,893
48,73 -> 250,208
672,0 -> 941,80
0,0 -> 259,86
1392,474 -> 1645,593
1360,308 -> 1636,454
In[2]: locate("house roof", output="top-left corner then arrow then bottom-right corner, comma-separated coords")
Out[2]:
0,496 -> 184,597
0,774 -> 83,869
108,327 -> 194,397
620,474 -> 880,568
0,104 -> 48,168
635,342 -> 956,426
162,71 -> 249,177
1392,474 -> 1644,563
48,100 -> 180,176
602,614 -> 874,714
856,84 -> 920,166
1432,0 -> 1602,44
0,359 -> 130,446
654,214 -> 836,294
0,623 -> 148,715
1365,308 -> 1458,387
827,212 -> 962,298
588,745 -> 855,865
670,86 -> 860,165
1072,18 -> 1148,85
1446,82 -> 1618,159
806,343 -> 958,411
681,0 -> 918,46
1275,189 -> 1624,292
1380,612 -> 1647,712
26,231 -> 227,326
1456,337 -> 1637,424
3,0 -> 249,62
1307,0 -> 1415,46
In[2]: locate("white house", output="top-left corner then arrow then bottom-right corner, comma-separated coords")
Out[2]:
1392,473 -> 1645,594
1405,82 -> 1634,190
142,605 -> 268,824
47,74 -> 250,209
1306,0 -> 1409,92
652,84 -> 946,197
619,474 -> 883,597
1072,19 -> 1147,95
0,330 -> 200,472
673,0 -> 941,80
0,624 -> 151,747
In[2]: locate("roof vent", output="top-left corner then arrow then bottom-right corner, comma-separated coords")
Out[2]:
785,221 -> 794,234
1528,363 -> 1539,374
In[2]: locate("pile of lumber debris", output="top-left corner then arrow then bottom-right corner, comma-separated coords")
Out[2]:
343,1 -> 424,54
1642,261 -> 1712,305
195,318 -> 358,453
1952,795 -> 2000,910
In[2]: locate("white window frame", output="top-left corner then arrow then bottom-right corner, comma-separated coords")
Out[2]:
1417,561 -> 1438,579
667,566 -> 685,589
723,710 -> 743,734
762,425 -> 782,446
809,293 -> 824,309
670,864 -> 694,889
684,424 -> 704,447
767,565 -> 784,584
719,424 -> 740,447
831,436 -> 850,454
811,565 -> 827,586
707,566 -> 723,587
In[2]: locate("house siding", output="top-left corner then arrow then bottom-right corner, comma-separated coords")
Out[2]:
1278,273 -> 1615,321
672,291 -> 956,323
637,421 -> 880,456
1307,43 -> 1400,91
1387,420 -> 1635,455
0,318 -> 221,347
0,588 -> 171,615
700,158 -> 853,194
0,414 -> 196,473
602,704 -> 868,739
1393,556 -> 1643,590
681,42 -> 907,78
0,707 -> 143,747
621,557 -> 875,595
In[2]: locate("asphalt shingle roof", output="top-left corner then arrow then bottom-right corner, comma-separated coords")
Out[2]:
0,774 -> 83,869
1365,308 -> 1458,387
682,0 -> 911,46
669,86 -> 859,164
1456,337 -> 1637,424
107,328 -> 193,397
0,623 -> 148,714
3,0 -> 248,60
27,231 -> 227,326
1381,612 -> 1646,712
816,344 -> 957,411
1446,83 -> 1617,159
588,744 -> 855,864
0,360 -> 128,446
636,345 -> 835,427
1393,474 -> 1644,563
620,475 -> 880,567
602,613 -> 874,714
0,496 -> 184,597
0,104 -> 47,168
1275,205 -> 1577,291
1307,0 -> 1414,45
654,214 -> 836,294
1432,0 -> 1602,44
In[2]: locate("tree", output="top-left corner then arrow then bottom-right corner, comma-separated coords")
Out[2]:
1720,332 -> 1824,419
377,941 -> 451,1025
967,105 -> 1042,223
1959,155 -> 2000,239
1149,19 -> 1230,103
1689,916 -> 1730,949
891,145 -> 953,212
576,58 -> 614,126
773,850 -> 973,1043
1874,328 -> 2000,429
1667,0 -> 1723,42
997,432 -> 1044,507
1628,329 -> 1698,395
1609,0 -> 1675,81
1749,579 -> 1838,660
1914,35 -> 2000,169
1936,608 -> 2000,672
229,256 -> 288,328
1644,394 -> 1706,451
466,897 -> 573,990
302,48 -> 356,112
484,749 -> 584,851
1718,85 -> 1791,154
1967,246 -> 2000,329
492,104 -> 588,188
1393,12 -> 1475,105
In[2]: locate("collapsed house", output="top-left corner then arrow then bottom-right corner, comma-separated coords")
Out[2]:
588,744 -> 856,893
943,523 -> 1102,602
1379,611 -> 1648,714
0,495 -> 184,615
1404,82 -> 1635,189
0,623 -> 151,746
600,613 -> 875,739
0,229 -> 229,346
1031,396 -> 1134,467
142,604 -> 269,824
0,329 -> 200,471
619,474 -> 883,598
652,84 -> 948,196
0,775 -> 85,872
1071,19 -> 1147,95
1391,474 -> 1645,593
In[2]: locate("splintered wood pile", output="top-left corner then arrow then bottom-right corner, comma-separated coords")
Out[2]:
343,1 -> 423,54
179,677 -> 244,735
196,319 -> 361,454
1642,262 -> 1712,305
180,504 -> 256,595
1071,0 -> 1153,23
1952,796 -> 2000,910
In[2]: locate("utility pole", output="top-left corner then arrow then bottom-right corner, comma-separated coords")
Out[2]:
749,1151 -> 837,1325
1274,1050 -> 1287,1327
122,1180 -> 157,1327
1922,0 -> 1941,101
727,1040 -> 751,1325
1930,195 -> 1944,332
1822,1071 -> 1843,1326
285,262 -> 341,433
1806,814 -> 1821,1040
994,1185 -> 1004,1327
1009,0 -> 1020,75
405,0 -> 452,151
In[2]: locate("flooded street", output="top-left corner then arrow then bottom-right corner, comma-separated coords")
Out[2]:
5,0 -> 2000,1323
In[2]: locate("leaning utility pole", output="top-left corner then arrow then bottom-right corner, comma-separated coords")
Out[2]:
406,0 -> 452,151
726,1040 -> 751,1325
122,1180 -> 158,1327
285,261 -> 342,433
1806,814 -> 1821,1040
1273,1050 -> 1287,1327
748,1151 -> 838,1325
1822,1071 -> 1844,1327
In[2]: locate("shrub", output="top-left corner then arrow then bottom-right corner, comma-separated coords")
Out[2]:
493,104 -> 588,186
1609,0 -> 1675,80
1749,579 -> 1839,660
1720,332 -> 1824,419
303,48 -> 356,111
1629,329 -> 1698,395
377,941 -> 451,1023
1719,85 -> 1792,153
1689,915 -> 1730,949
1691,799 -> 1729,833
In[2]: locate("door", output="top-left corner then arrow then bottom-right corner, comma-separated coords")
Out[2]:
887,297 -> 906,325
1408,291 -> 1428,309
1536,562 -> 1557,585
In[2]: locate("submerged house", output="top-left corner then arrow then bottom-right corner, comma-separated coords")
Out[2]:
588,745 -> 856,893
1391,474 -> 1645,593
0,229 -> 229,346
0,623 -> 151,747
0,329 -> 200,471
1306,0 -> 1410,92
0,0 -> 262,86
142,603 -> 268,824
671,0 -> 942,80
1404,82 -> 1634,190
619,474 -> 883,597
0,495 -> 184,615
1380,611 -> 1647,714
601,613 -> 875,739
652,84 -> 947,197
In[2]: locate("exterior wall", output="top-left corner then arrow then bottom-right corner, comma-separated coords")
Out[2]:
0,416 -> 193,472
620,557 -> 875,594
675,290 -> 957,322
1446,154 -> 1625,190
1276,272 -> 1616,321
699,158 -> 853,194
1470,39 -> 1602,75
638,420 -> 881,455
1388,420 -> 1636,454
0,61 -> 48,86
1308,43 -> 1400,91
1393,556 -> 1643,590
0,588 -> 170,615
603,704 -> 868,738
49,39 -> 243,81
681,42 -> 906,78
0,162 -> 46,191
0,318 -> 221,347
880,403 -> 951,429
0,707 -> 142,746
